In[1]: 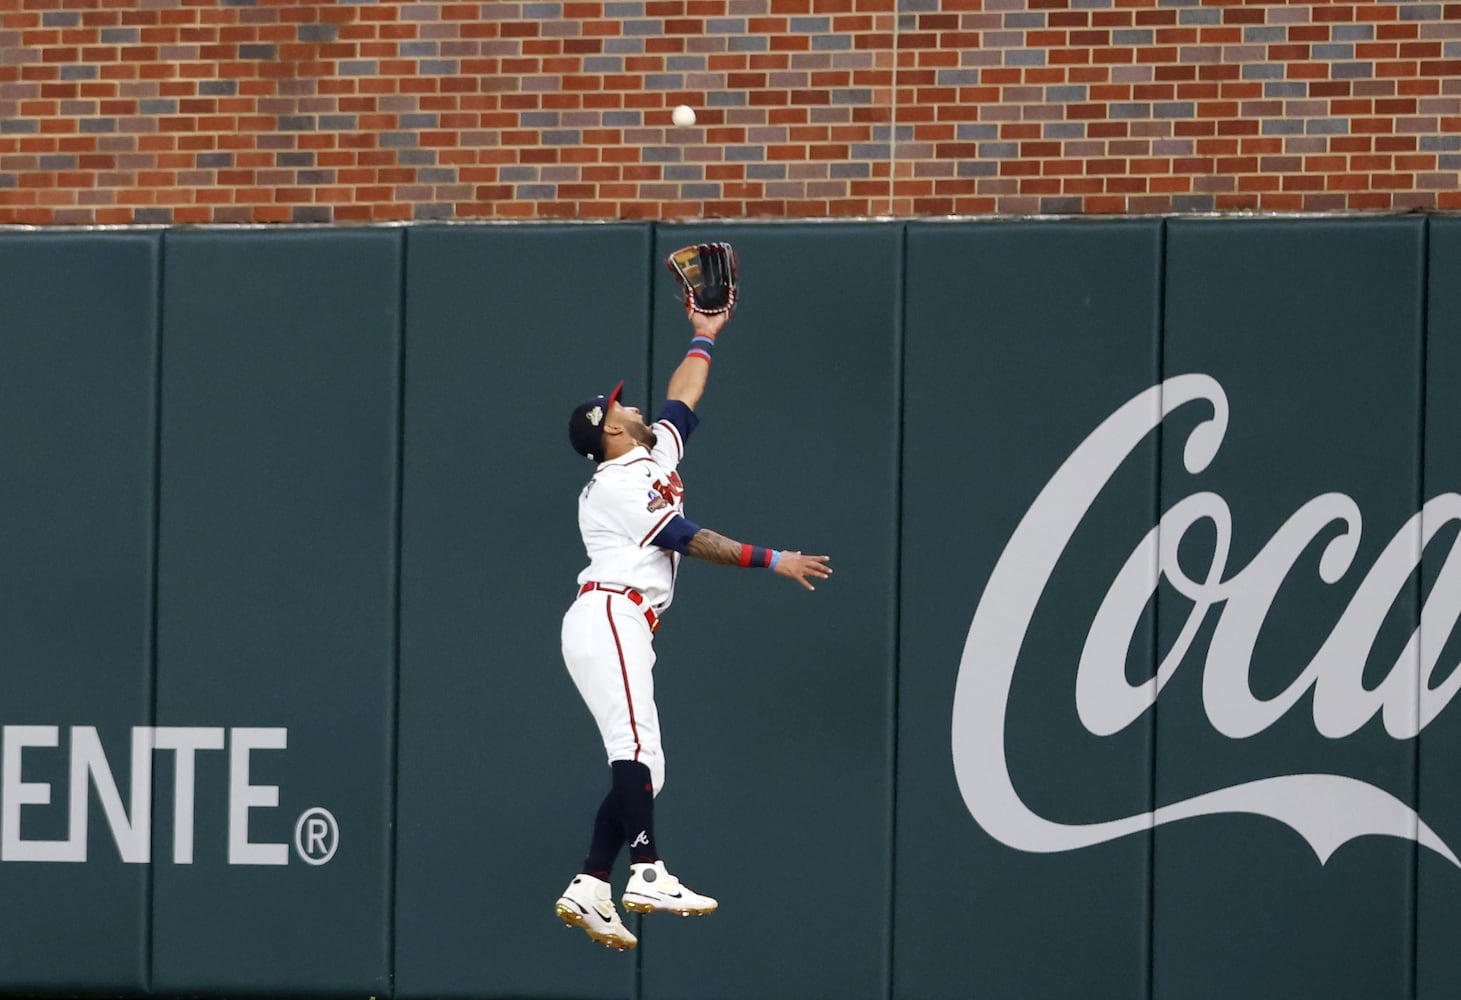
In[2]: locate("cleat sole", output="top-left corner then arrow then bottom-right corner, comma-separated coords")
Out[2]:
622,898 -> 718,917
555,901 -> 637,950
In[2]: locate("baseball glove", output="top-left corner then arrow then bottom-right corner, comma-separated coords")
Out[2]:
666,242 -> 738,316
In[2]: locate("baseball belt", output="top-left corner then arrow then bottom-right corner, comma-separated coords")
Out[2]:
578,582 -> 661,634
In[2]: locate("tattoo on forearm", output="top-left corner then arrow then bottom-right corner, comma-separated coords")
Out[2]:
686,529 -> 743,565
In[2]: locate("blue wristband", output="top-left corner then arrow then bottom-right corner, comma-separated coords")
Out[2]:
687,334 -> 715,365
738,544 -> 780,568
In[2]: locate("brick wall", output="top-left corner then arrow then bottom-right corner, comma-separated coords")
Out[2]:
0,0 -> 1458,224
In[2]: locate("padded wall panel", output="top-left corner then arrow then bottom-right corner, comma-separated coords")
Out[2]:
897,221 -> 1162,1000
0,233 -> 158,994
1417,216 -> 1461,1000
151,230 -> 401,995
393,225 -> 650,1000
1155,218 -> 1425,1000
1,217 -> 1455,1000
637,224 -> 900,1000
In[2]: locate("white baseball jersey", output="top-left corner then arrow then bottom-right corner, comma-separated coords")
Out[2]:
574,402 -> 699,613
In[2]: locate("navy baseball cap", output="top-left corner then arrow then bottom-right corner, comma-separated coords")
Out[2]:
567,379 -> 625,461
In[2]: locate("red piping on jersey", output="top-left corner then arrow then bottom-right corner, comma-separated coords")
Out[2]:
640,509 -> 676,547
605,596 -> 642,762
656,419 -> 684,461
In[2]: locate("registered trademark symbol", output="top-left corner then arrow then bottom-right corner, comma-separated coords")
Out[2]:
293,807 -> 339,865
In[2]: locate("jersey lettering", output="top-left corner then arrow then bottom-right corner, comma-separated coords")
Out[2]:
650,471 -> 685,507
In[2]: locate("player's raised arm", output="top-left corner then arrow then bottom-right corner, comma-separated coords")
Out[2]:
664,311 -> 728,411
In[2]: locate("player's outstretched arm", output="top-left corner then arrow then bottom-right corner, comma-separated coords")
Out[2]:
665,311 -> 729,411
685,528 -> 833,591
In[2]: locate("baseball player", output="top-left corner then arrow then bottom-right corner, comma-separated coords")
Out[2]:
554,303 -> 833,952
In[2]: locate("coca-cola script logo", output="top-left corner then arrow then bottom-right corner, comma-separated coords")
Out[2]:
952,373 -> 1461,866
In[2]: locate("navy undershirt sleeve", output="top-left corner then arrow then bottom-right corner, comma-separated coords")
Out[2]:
648,514 -> 702,554
657,399 -> 699,444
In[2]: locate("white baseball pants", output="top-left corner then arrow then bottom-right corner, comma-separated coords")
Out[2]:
561,591 -> 665,795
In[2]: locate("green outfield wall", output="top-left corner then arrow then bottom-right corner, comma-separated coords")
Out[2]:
1,217 -> 1459,1000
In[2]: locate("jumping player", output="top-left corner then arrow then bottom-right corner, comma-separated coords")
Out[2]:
555,309 -> 833,951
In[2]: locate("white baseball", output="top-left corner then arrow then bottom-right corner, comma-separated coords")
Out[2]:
671,104 -> 696,127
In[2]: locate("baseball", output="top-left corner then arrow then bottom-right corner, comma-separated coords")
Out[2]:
671,104 -> 696,127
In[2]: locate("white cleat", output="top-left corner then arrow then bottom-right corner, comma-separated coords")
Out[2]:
555,874 -> 638,951
621,860 -> 718,917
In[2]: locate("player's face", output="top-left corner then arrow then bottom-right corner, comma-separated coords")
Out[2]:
612,401 -> 658,450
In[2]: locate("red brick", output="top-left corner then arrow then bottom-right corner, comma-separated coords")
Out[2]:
0,1 -> 1451,223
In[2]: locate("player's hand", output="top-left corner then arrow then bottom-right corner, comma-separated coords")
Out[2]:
774,551 -> 832,591
689,309 -> 730,339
